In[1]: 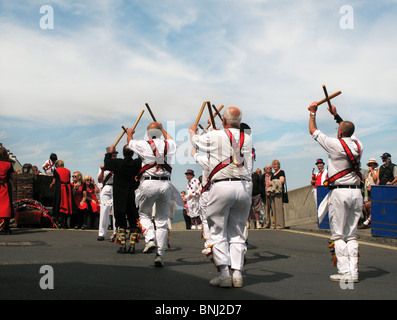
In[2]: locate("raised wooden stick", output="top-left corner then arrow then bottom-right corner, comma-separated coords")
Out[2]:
205,104 -> 223,129
207,101 -> 216,129
195,101 -> 207,126
114,110 -> 145,147
132,109 -> 145,130
145,103 -> 157,122
212,104 -> 224,121
114,126 -> 127,147
308,89 -> 341,110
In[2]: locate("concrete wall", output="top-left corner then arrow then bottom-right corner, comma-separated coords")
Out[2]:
284,185 -> 318,226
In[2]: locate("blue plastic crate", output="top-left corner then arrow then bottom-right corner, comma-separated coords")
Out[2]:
316,186 -> 329,229
371,185 -> 397,238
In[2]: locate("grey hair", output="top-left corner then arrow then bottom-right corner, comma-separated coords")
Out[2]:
223,108 -> 242,128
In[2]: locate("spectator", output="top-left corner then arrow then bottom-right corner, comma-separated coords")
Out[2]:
270,159 -> 286,229
377,153 -> 397,185
181,191 -> 191,230
248,168 -> 263,229
50,160 -> 73,228
32,165 -> 41,175
359,158 -> 379,229
0,146 -> 14,234
71,171 -> 84,229
42,153 -> 57,175
261,164 -> 273,228
81,175 -> 100,229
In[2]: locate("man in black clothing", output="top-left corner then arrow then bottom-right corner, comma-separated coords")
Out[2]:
377,153 -> 397,185
104,144 -> 142,253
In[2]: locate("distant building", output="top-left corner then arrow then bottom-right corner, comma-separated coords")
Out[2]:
0,142 -> 22,171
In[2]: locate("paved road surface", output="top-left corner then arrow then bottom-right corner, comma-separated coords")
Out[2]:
1,227 -> 396,304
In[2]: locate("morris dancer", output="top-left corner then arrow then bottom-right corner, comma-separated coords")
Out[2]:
97,147 -> 117,241
42,153 -> 57,175
50,160 -> 73,228
0,147 -> 14,234
311,158 -> 328,204
191,148 -> 211,254
189,106 -> 253,288
309,101 -> 363,283
127,122 -> 177,267
104,145 -> 142,254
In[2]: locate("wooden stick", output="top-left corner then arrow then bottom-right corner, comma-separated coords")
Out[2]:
132,109 -> 145,130
114,126 -> 127,147
145,103 -> 157,122
318,90 -> 341,106
205,105 -> 223,129
308,90 -> 342,110
114,110 -> 145,147
212,104 -> 224,121
195,101 -> 207,126
322,85 -> 333,110
207,101 -> 216,129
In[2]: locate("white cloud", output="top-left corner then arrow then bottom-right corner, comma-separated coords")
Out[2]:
1,0 -> 397,190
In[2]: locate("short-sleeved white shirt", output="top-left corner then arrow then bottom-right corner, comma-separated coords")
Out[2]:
312,129 -> 363,186
128,138 -> 176,178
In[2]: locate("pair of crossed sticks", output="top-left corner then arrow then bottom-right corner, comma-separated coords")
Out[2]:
308,85 -> 342,110
113,102 -> 160,147
195,101 -> 224,131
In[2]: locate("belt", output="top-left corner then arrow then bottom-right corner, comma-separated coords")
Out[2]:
212,178 -> 247,184
328,185 -> 361,190
144,176 -> 170,181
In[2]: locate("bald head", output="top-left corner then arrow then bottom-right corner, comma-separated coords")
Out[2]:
147,122 -> 163,139
338,121 -> 355,138
223,106 -> 242,128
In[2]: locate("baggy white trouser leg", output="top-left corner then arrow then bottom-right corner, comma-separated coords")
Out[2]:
206,181 -> 251,271
136,180 -> 172,256
334,239 -> 350,275
200,191 -> 210,248
347,239 -> 359,279
328,188 -> 362,277
98,185 -> 113,237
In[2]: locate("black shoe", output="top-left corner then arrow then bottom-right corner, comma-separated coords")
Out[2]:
117,246 -> 127,254
97,236 -> 105,241
127,246 -> 136,254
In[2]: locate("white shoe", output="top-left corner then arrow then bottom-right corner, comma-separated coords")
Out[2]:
232,277 -> 243,288
154,254 -> 164,267
143,240 -> 156,254
330,273 -> 358,283
191,225 -> 196,230
209,276 -> 232,288
202,247 -> 211,255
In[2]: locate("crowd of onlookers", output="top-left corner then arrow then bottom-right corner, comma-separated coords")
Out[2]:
180,159 -> 289,231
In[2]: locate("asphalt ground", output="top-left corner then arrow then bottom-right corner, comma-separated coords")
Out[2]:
1,224 -> 397,308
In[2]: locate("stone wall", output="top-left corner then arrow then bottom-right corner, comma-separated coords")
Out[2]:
284,185 -> 318,226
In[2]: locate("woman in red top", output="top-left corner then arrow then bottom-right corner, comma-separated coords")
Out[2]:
50,160 -> 72,228
71,171 -> 84,229
0,147 -> 14,234
81,175 -> 100,229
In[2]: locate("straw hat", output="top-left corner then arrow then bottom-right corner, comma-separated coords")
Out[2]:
367,158 -> 378,167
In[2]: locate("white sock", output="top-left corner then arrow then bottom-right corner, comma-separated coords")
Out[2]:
232,269 -> 242,278
218,265 -> 230,278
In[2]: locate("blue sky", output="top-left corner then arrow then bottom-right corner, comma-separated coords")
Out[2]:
1,0 -> 397,193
